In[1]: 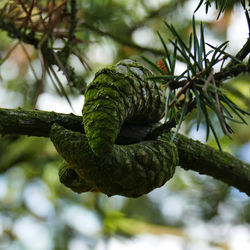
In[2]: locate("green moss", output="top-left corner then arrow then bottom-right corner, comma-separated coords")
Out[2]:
58,161 -> 94,193
50,60 -> 178,197
51,124 -> 178,197
82,60 -> 165,157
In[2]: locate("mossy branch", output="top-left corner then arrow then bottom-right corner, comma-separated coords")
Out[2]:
174,134 -> 250,196
0,107 -> 249,196
0,108 -> 83,137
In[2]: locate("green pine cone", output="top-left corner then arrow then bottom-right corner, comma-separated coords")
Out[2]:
51,123 -> 178,197
58,161 -> 95,193
82,59 -> 165,157
51,59 -> 178,197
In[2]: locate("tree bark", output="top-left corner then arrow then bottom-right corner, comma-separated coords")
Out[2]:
174,134 -> 250,196
1,107 -> 249,196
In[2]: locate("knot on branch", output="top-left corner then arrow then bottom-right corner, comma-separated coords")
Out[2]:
50,60 -> 178,197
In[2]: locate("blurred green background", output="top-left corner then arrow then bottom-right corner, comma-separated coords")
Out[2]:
0,0 -> 249,249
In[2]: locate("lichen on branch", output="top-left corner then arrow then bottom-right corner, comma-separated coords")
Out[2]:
0,59 -> 249,197
50,60 -> 178,197
51,124 -> 177,197
0,107 -> 250,196
82,59 -> 165,157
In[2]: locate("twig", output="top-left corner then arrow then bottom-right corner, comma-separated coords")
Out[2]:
224,38 -> 250,69
169,69 -> 205,108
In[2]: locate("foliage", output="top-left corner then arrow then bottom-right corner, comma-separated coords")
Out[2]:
142,14 -> 250,150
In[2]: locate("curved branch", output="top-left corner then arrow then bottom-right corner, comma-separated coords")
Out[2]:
0,108 -> 156,145
0,107 -> 249,196
224,38 -> 250,69
51,124 -> 177,197
214,38 -> 250,81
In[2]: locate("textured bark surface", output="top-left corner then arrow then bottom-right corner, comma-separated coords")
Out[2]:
82,59 -> 165,157
0,108 -> 84,136
1,59 -> 249,197
51,124 -> 177,197
174,134 -> 250,196
49,60 -> 179,197
1,107 -> 250,196
0,108 -> 155,144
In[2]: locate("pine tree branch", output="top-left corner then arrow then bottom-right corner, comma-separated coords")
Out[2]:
0,107 -> 249,196
225,38 -> 250,68
214,38 -> 250,81
126,2 -> 179,35
81,21 -> 165,56
174,134 -> 250,196
0,19 -> 40,48
214,62 -> 250,81
0,108 -> 154,144
0,108 -> 83,137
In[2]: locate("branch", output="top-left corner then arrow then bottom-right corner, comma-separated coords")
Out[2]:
225,38 -> 250,68
126,2 -> 179,35
0,19 -> 40,48
81,22 -> 165,56
1,108 -> 249,196
214,38 -> 250,81
214,62 -> 250,81
0,108 -> 154,144
174,134 -> 250,196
